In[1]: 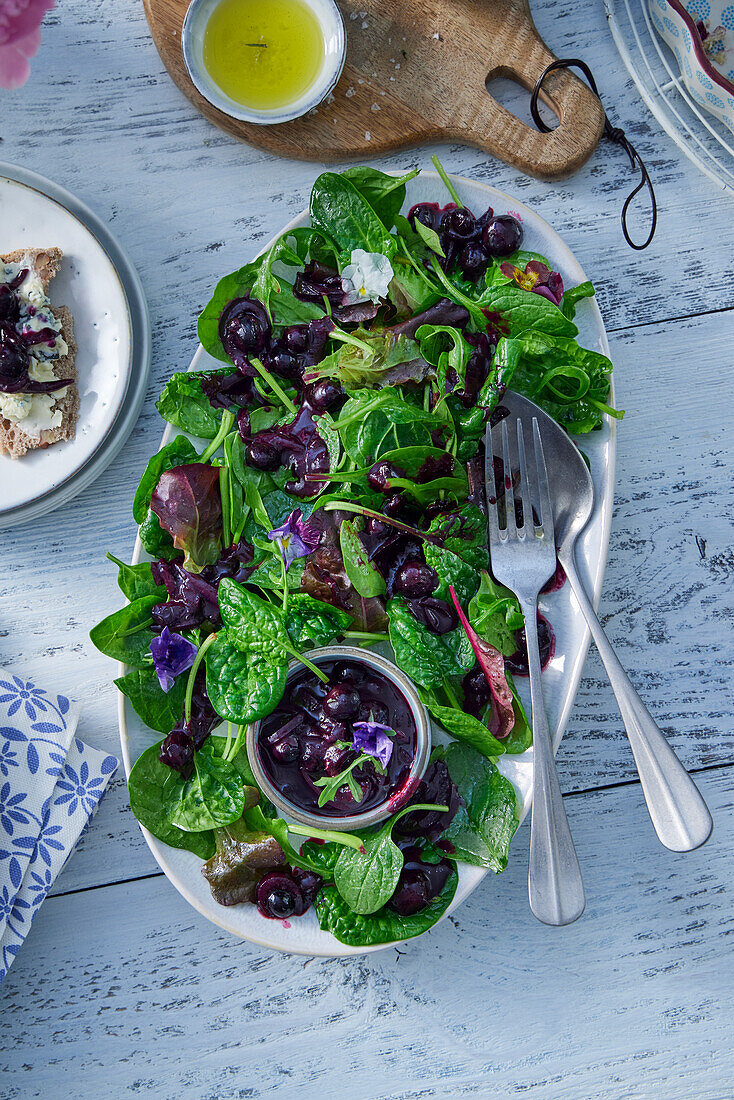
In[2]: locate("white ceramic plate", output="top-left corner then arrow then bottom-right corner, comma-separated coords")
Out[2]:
0,164 -> 150,527
118,171 -> 616,956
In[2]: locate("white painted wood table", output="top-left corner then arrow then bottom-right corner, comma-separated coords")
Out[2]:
1,0 -> 733,1096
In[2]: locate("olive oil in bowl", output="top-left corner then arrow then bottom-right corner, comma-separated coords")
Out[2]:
182,0 -> 346,124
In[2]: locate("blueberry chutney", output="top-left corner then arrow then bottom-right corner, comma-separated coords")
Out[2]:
258,659 -> 417,818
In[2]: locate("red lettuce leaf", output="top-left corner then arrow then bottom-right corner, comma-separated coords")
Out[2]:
151,464 -> 222,574
449,585 -> 515,739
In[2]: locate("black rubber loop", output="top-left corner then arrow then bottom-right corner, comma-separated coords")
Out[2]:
529,58 -> 658,251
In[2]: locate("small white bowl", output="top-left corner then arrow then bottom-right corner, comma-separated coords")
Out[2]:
181,0 -> 346,125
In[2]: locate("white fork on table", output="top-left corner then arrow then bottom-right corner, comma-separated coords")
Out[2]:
486,417 -> 586,926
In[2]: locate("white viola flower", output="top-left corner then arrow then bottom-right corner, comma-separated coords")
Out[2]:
341,249 -> 394,306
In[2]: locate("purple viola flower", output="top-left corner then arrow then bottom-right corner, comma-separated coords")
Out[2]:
268,509 -> 320,569
149,627 -> 198,693
351,721 -> 395,769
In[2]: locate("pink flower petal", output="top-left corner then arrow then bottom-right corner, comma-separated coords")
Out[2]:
0,0 -> 53,88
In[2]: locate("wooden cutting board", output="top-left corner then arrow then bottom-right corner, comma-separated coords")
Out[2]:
143,0 -> 605,180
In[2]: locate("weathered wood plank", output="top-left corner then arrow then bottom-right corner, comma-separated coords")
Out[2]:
1,765 -> 731,1099
1,0 -> 733,343
0,303 -> 710,895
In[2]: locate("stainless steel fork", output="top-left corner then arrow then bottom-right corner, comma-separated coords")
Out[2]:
486,417 -> 586,926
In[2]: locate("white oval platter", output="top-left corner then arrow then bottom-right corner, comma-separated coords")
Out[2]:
118,170 -> 616,956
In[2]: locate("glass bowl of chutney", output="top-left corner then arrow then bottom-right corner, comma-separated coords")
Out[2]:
247,647 -> 433,832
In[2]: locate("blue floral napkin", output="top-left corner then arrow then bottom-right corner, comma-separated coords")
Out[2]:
0,670 -> 119,982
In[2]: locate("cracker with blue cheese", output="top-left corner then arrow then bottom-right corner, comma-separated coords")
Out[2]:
0,247 -> 79,459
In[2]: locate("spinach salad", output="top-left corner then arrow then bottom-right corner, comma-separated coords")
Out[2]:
91,159 -> 619,948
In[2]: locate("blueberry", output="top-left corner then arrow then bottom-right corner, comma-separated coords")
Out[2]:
218,296 -> 271,360
331,661 -> 363,685
368,460 -> 402,492
246,439 -> 279,470
394,561 -> 439,598
319,718 -> 348,744
266,347 -> 301,379
482,214 -> 523,256
323,684 -> 360,720
407,596 -> 458,635
459,242 -> 490,280
256,872 -> 303,919
158,730 -> 194,777
408,201 -> 443,233
290,866 -> 322,908
290,683 -> 323,721
304,378 -> 343,411
282,325 -> 309,354
270,734 -> 299,763
299,737 -> 326,773
323,744 -> 354,776
440,207 -> 476,240
356,700 -> 389,725
506,614 -> 555,675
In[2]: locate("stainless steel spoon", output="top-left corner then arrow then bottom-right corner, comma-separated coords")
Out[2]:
497,391 -> 713,853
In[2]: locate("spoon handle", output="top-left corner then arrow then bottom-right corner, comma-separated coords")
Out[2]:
521,595 -> 586,927
561,553 -> 713,852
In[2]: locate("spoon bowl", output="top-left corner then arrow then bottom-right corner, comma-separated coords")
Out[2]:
494,391 -> 595,560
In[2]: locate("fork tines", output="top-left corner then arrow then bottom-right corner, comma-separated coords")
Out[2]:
487,416 -> 555,547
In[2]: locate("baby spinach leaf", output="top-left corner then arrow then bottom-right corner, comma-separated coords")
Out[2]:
415,323 -> 472,393
510,330 -> 618,434
127,742 -> 216,859
115,665 -> 188,735
206,631 -> 287,724
132,436 -> 199,523
438,743 -> 519,872
90,594 -> 159,668
337,389 -> 437,464
299,839 -> 342,876
310,172 -> 398,259
139,509 -> 177,562
387,598 -> 474,690
468,572 -> 524,657
106,554 -> 166,603
156,371 -> 224,439
334,823 -> 404,915
413,218 -> 445,257
426,504 -> 489,573
315,852 -> 457,946
333,803 -> 442,915
502,673 -> 533,755
342,166 -> 419,230
339,520 -> 386,598
386,475 -> 466,509
421,693 -> 506,759
284,593 -> 352,648
166,738 -> 248,833
218,579 -> 289,660
561,280 -> 595,321
313,411 -> 341,474
478,284 -> 578,338
423,540 -> 479,604
247,554 -> 305,594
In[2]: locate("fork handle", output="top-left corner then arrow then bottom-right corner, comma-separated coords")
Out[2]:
521,595 -> 586,926
561,552 -> 713,852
